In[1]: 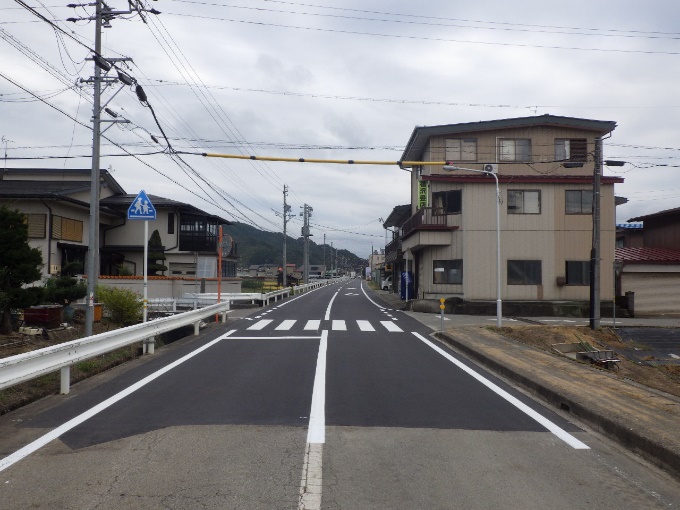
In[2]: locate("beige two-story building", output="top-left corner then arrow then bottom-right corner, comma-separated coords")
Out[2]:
398,114 -> 623,306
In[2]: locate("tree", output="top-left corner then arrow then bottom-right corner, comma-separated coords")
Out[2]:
0,206 -> 44,334
43,276 -> 87,305
147,229 -> 167,276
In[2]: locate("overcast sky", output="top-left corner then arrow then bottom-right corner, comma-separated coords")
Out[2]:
2,0 -> 680,258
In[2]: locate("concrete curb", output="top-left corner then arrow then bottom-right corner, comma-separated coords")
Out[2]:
433,330 -> 680,480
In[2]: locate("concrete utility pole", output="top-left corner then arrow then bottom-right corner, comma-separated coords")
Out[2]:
323,233 -> 326,275
282,185 -> 293,286
590,138 -> 603,330
76,0 -> 144,337
301,204 -> 313,284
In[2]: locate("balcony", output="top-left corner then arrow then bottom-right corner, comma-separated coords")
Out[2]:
401,208 -> 457,238
401,208 -> 459,252
385,237 -> 402,263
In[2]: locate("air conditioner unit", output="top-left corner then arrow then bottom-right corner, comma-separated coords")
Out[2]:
49,264 -> 60,275
483,163 -> 498,174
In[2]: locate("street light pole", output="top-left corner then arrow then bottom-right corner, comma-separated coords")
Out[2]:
443,165 -> 502,327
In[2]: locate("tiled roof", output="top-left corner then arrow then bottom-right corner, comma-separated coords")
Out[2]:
616,247 -> 680,264
0,180 -> 91,196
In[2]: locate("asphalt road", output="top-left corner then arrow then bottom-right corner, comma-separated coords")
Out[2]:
1,280 -> 680,509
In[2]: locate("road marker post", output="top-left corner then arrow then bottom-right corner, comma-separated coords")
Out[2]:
439,298 -> 446,332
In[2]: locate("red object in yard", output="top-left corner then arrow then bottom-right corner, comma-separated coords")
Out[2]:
23,305 -> 62,329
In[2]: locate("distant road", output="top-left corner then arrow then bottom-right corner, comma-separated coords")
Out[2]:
1,280 -> 679,509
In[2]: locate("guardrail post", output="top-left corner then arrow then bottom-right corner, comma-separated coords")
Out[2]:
60,366 -> 70,394
221,311 -> 228,323
172,299 -> 177,313
147,337 -> 155,354
194,321 -> 200,335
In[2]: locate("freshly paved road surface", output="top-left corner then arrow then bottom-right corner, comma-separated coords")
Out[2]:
1,279 -> 680,509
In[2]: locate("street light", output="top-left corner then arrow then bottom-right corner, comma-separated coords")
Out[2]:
442,164 -> 502,327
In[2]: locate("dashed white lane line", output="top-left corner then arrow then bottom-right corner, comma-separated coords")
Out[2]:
331,320 -> 347,331
412,332 -> 589,450
380,321 -> 403,333
275,320 -> 296,331
357,320 -> 375,332
247,319 -> 273,330
305,320 -> 321,331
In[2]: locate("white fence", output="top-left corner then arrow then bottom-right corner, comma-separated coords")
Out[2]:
0,302 -> 231,395
0,279 -> 335,396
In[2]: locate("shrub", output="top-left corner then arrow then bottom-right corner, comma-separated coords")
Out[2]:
241,278 -> 263,291
96,285 -> 142,326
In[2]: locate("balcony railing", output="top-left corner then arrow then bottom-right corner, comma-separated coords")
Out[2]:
385,237 -> 402,263
401,207 -> 452,238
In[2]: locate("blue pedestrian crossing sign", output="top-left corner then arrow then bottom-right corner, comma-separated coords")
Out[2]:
127,190 -> 156,220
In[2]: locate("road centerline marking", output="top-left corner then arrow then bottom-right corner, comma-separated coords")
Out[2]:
412,332 -> 590,450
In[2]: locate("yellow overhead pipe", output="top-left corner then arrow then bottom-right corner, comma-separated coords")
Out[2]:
202,152 -> 448,167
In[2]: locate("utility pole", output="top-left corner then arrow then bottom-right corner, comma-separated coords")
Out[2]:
72,1 -> 154,337
590,138 -> 603,330
323,233 -> 326,275
301,204 -> 313,284
84,0 -> 104,338
282,185 -> 293,286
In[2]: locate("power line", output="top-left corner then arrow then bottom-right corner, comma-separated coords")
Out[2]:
163,12 -> 680,56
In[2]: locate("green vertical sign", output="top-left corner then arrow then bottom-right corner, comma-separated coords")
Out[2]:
418,180 -> 428,209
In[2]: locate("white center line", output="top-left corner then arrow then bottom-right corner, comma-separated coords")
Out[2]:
412,332 -> 589,450
298,330 -> 328,510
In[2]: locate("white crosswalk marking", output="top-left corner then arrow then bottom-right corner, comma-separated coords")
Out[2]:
380,321 -> 403,332
305,320 -> 321,331
275,320 -> 296,331
332,320 -> 347,331
357,320 -> 375,332
248,319 -> 273,331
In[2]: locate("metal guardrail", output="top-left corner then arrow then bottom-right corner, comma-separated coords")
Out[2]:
0,302 -> 231,395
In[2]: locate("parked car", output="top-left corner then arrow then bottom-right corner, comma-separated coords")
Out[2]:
381,276 -> 392,291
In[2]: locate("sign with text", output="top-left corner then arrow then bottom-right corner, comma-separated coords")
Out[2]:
417,180 -> 428,209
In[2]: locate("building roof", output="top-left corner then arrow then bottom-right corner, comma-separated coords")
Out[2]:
383,204 -> 411,228
101,194 -> 231,225
401,114 -> 617,162
615,247 -> 680,265
628,206 -> 680,223
0,168 -> 126,194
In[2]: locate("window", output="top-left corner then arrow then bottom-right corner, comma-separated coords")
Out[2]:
566,261 -> 589,286
507,260 -> 542,285
565,190 -> 593,214
433,260 -> 463,284
179,214 -> 218,252
555,138 -> 587,162
51,215 -> 83,242
432,190 -> 462,215
445,138 -> 477,162
24,214 -> 46,238
498,139 -> 531,162
507,190 -> 541,214
168,212 -> 175,234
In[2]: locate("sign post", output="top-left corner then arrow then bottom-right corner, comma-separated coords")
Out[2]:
127,190 -> 156,353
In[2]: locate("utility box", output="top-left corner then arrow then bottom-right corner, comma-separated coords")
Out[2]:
23,305 -> 63,329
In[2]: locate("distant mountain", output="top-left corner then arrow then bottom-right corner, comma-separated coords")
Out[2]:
224,222 -> 366,270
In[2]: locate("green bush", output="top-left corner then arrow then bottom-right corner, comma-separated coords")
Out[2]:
241,278 -> 264,291
43,276 -> 87,305
95,285 -> 142,326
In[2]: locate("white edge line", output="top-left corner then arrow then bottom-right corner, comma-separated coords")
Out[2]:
412,332 -> 590,450
307,330 -> 327,444
0,330 -> 237,473
360,280 -> 385,310
227,336 -> 322,340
